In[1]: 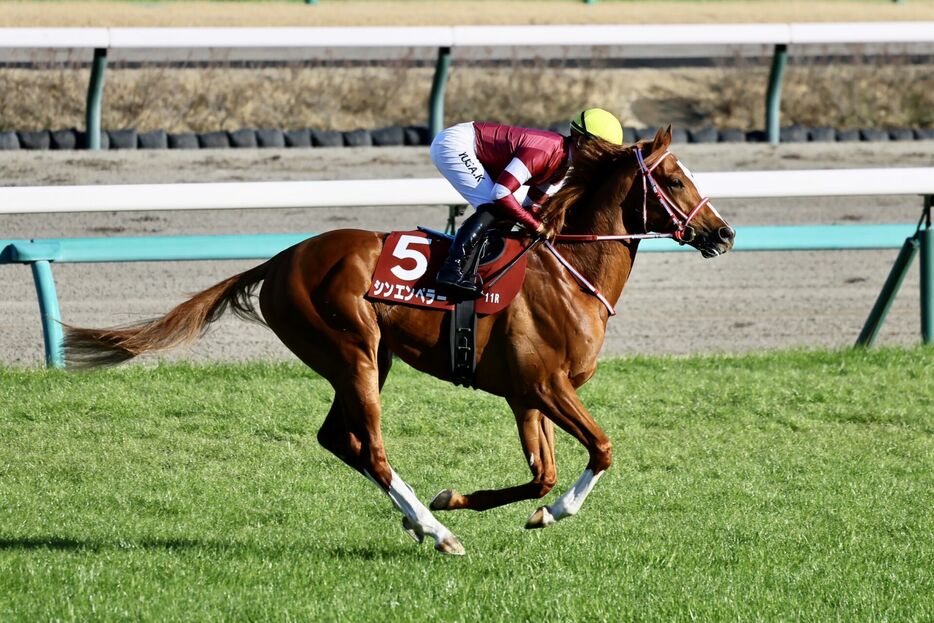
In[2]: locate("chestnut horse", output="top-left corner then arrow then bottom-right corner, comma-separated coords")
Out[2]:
64,127 -> 734,555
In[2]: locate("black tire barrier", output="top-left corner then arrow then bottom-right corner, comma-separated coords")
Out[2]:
229,129 -> 258,148
780,126 -> 809,143
808,127 -> 836,142
404,125 -> 430,146
50,129 -> 78,150
860,128 -> 889,142
343,128 -> 372,147
75,130 -> 109,150
836,129 -> 861,142
370,125 -> 405,147
168,132 -> 199,149
718,128 -> 746,143
285,129 -> 312,147
633,127 -> 657,141
17,130 -> 51,150
198,131 -> 230,149
0,131 -> 20,150
546,122 -> 566,134
256,128 -> 286,148
312,129 -> 343,147
1,125 -> 931,150
139,130 -> 168,149
108,128 -> 138,150
888,128 -> 914,141
745,130 -> 768,143
671,128 -> 690,144
689,126 -> 718,144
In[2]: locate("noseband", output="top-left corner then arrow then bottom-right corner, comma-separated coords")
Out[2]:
635,147 -> 717,244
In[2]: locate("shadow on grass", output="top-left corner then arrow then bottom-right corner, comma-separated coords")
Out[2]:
0,535 -> 418,560
0,536 -> 90,551
0,536 -> 209,553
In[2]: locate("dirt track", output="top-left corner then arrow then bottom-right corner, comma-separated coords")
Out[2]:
3,1 -> 933,27
1,142 -> 932,367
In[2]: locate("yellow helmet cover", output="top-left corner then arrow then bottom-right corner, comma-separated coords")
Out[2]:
570,108 -> 623,145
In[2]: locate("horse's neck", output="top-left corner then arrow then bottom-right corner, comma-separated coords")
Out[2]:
557,170 -> 640,309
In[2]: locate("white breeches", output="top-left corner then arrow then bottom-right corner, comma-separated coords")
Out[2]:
429,122 -> 496,210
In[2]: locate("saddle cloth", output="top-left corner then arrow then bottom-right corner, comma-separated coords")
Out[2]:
366,230 -> 528,314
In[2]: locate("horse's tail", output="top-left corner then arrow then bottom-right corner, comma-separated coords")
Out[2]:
63,261 -> 271,369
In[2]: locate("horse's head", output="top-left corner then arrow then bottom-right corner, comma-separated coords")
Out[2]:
634,127 -> 735,258
542,127 -> 734,258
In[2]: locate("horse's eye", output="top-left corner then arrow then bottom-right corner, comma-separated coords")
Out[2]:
670,178 -> 684,190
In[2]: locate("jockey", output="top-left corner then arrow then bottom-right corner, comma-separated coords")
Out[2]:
430,108 -> 624,299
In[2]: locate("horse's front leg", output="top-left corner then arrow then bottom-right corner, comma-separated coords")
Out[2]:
431,406 -> 557,512
525,374 -> 612,529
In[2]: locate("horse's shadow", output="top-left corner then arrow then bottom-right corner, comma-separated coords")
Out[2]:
0,535 -> 210,553
0,536 -> 91,551
0,535 -> 416,560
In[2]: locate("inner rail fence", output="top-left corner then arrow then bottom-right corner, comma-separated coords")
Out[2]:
1,168 -> 933,367
2,22 -> 934,146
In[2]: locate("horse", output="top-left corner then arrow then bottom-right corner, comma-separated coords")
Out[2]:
63,127 -> 735,556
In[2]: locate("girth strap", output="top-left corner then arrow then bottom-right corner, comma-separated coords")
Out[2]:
450,298 -> 477,387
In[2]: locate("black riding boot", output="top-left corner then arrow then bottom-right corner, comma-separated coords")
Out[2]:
436,208 -> 498,299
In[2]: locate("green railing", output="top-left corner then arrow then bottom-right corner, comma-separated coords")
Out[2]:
3,220 -> 932,368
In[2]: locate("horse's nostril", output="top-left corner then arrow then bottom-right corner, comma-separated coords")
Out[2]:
718,226 -> 736,243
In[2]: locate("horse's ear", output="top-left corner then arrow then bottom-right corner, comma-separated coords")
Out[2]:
650,126 -> 672,154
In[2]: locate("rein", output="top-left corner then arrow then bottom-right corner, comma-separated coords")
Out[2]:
544,146 -> 718,316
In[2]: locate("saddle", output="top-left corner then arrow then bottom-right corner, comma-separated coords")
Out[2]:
366,228 -> 531,387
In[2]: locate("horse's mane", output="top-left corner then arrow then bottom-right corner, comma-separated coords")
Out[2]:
539,138 -> 637,234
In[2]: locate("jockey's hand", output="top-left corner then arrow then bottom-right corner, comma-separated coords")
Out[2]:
535,221 -> 555,241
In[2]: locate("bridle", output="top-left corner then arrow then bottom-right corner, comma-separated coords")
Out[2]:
552,145 -> 719,245
542,145 -> 722,316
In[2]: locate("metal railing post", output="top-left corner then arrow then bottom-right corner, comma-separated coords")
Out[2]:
446,204 -> 466,234
856,236 -> 919,347
765,44 -> 788,145
429,46 -> 452,140
86,47 -> 107,151
30,260 -> 65,368
920,196 -> 933,343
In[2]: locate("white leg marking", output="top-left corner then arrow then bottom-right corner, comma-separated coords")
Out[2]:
365,468 -> 460,550
544,468 -> 604,524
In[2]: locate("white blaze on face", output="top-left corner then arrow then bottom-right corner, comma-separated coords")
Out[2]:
677,159 -> 725,221
676,160 -> 697,184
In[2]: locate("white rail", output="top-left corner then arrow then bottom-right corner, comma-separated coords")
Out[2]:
2,23 -> 934,49
2,168 -> 934,215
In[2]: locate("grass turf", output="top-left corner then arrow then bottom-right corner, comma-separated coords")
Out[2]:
1,347 -> 932,621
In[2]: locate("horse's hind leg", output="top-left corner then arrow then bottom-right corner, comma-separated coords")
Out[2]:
431,406 -> 557,512
315,343 -> 392,471
331,356 -> 465,555
309,346 -> 464,554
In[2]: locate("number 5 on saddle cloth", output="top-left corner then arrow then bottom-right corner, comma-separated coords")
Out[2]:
366,227 -> 531,387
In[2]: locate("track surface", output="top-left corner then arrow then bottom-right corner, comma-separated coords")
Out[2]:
3,1 -> 933,27
2,142 -> 932,366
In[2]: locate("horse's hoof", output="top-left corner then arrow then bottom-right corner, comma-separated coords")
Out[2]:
525,506 -> 556,529
435,534 -> 466,556
430,489 -> 458,511
401,516 -> 425,544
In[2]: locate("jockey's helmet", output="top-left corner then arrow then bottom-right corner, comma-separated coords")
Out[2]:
570,108 -> 623,145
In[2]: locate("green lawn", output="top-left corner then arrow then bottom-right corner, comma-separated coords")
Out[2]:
1,347 -> 932,621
